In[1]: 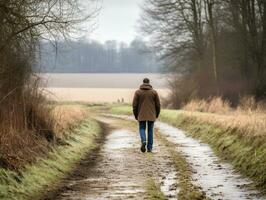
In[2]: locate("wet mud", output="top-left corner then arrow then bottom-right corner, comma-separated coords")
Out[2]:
45,117 -> 179,200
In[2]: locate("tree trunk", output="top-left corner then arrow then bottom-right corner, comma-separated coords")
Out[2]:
206,0 -> 219,83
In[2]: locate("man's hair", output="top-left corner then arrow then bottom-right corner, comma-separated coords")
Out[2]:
143,78 -> 150,84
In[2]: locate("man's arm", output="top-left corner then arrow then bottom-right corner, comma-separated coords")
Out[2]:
155,91 -> 161,118
132,91 -> 139,120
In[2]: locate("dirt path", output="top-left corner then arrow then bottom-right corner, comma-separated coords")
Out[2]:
107,114 -> 264,200
47,117 -> 179,200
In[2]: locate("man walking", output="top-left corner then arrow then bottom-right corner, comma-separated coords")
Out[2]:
132,78 -> 161,153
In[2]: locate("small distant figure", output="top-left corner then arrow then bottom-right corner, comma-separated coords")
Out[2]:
121,98 -> 124,103
132,78 -> 161,153
117,99 -> 120,103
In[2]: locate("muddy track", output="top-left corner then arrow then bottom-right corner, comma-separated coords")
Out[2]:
107,114 -> 265,200
43,114 -> 265,200
43,117 -> 179,200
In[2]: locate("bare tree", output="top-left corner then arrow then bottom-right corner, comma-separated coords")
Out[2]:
140,0 -> 207,74
0,0 -> 99,50
204,0 -> 219,82
141,0 -> 266,106
227,0 -> 266,95
0,0 -> 99,133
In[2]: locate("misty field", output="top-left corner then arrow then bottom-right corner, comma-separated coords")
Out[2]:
44,88 -> 169,103
41,73 -> 170,103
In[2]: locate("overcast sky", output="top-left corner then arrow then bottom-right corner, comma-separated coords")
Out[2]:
89,0 -> 144,44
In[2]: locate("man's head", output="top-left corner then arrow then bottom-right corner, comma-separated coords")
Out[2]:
143,78 -> 150,84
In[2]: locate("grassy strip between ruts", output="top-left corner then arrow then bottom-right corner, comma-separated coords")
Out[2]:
108,105 -> 266,193
145,178 -> 168,200
0,118 -> 101,200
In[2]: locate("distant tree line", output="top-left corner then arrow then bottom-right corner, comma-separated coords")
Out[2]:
141,0 -> 266,107
39,38 -> 161,73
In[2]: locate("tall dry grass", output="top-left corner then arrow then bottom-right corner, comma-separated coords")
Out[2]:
0,87 -> 88,170
0,53 -> 88,169
182,96 -> 266,138
51,105 -> 88,138
183,97 -> 231,114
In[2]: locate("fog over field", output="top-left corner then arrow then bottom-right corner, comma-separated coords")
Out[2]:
39,39 -> 161,73
41,73 -> 170,103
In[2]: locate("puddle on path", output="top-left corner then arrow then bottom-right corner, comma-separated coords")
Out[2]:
52,117 -> 179,200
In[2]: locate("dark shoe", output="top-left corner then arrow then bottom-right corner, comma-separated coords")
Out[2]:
147,149 -> 152,153
141,141 -> 146,153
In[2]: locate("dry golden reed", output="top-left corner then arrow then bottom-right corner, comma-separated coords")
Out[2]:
183,97 -> 231,114
0,103 -> 88,169
51,105 -> 88,138
182,96 -> 266,138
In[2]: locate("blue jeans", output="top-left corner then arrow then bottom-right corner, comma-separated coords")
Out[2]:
139,121 -> 154,151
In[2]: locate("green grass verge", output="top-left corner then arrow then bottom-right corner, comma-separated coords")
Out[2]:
109,104 -> 132,115
106,105 -> 266,192
0,118 -> 101,200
